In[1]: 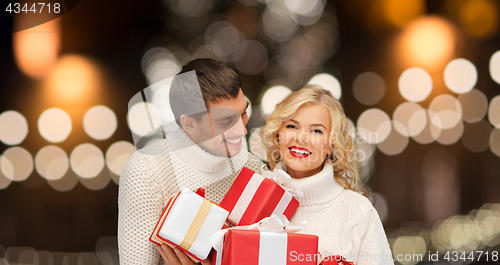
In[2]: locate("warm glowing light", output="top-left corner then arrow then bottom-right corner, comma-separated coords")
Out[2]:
393,102 -> 427,137
308,73 -> 342,100
79,170 -> 110,191
398,68 -> 432,102
0,155 -> 11,190
444,58 -> 477,94
462,120 -> 492,152
13,19 -> 60,79
83,106 -> 118,141
436,120 -> 464,145
45,55 -> 99,102
357,109 -> 392,144
399,16 -> 456,70
127,102 -> 162,137
377,121 -> 409,155
38,108 -> 72,143
392,236 -> 426,265
412,110 -> 442,144
382,0 -> 425,27
429,94 -> 463,130
261,85 -> 292,115
490,128 -> 500,157
0,147 -> 33,181
47,170 -> 79,192
352,72 -> 385,105
233,40 -> 268,75
490,51 -> 500,84
457,89 -> 488,123
372,193 -> 389,222
489,95 -> 500,129
0,110 -> 28,146
35,145 -> 69,181
459,0 -> 499,37
105,141 -> 136,176
70,143 -> 105,179
248,128 -> 267,160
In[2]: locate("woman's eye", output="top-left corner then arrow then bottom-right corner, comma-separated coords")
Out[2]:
285,124 -> 296,129
313,129 -> 324,134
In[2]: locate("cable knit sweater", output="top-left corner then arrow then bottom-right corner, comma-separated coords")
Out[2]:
276,162 -> 394,265
118,129 -> 263,265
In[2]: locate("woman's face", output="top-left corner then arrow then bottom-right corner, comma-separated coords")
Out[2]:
278,104 -> 333,179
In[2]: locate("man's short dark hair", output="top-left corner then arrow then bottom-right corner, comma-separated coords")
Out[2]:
169,58 -> 241,127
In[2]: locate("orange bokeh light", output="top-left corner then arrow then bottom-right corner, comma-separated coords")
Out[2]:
13,18 -> 60,79
459,0 -> 499,38
45,55 -> 99,104
397,16 -> 456,71
383,0 -> 425,27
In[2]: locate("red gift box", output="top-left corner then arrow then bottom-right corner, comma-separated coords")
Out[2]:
213,229 -> 319,265
220,167 -> 299,226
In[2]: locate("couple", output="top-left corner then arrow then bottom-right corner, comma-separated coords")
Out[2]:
118,59 -> 393,265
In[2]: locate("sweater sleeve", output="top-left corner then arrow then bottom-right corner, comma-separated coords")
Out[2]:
118,152 -> 163,265
357,209 -> 394,265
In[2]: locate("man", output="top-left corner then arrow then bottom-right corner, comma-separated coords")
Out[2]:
118,59 -> 264,265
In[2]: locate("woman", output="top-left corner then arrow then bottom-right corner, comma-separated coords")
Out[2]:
261,85 -> 393,265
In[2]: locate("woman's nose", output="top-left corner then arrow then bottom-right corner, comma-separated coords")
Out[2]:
296,130 -> 308,143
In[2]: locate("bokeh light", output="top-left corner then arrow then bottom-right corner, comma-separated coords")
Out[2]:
457,89 -> 488,123
83,106 -> 118,141
393,102 -> 427,137
79,169 -> 110,191
47,170 -> 79,192
105,141 -> 136,177
205,21 -> 245,61
78,252 -> 99,265
436,120 -> 464,145
392,236 -> 426,265
429,94 -> 463,130
38,108 -> 72,143
127,102 -> 162,137
346,118 -> 356,142
444,58 -> 477,94
13,19 -> 60,79
352,72 -> 386,105
490,128 -> 500,157
357,109 -> 392,144
45,55 -> 99,103
412,110 -> 442,144
233,40 -> 268,75
0,155 -> 11,190
308,73 -> 342,99
398,16 -> 456,70
490,50 -> 500,84
142,47 -> 180,85
248,128 -> 267,160
382,0 -> 425,27
458,0 -> 499,38
261,85 -> 292,115
70,144 -> 105,179
0,110 -> 29,146
462,120 -> 492,152
372,193 -> 389,222
377,121 -> 409,156
262,2 -> 298,42
35,145 -> 69,181
0,147 -> 33,182
398,68 -> 432,102
488,95 -> 500,129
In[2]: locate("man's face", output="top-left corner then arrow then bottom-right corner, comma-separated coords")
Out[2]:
190,89 -> 249,157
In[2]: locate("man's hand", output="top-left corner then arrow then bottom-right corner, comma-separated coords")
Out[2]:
156,244 -> 211,265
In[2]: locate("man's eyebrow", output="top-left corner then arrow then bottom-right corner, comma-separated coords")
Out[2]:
214,113 -> 238,121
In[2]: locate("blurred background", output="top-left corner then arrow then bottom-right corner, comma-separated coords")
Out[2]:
1,0 -> 500,264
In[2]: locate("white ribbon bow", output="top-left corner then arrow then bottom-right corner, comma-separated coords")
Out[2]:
259,166 -> 303,198
210,214 -> 307,253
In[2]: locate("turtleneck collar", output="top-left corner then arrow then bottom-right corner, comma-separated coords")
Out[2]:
276,161 -> 345,205
166,128 -> 245,173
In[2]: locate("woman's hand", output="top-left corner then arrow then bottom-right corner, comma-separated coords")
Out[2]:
155,244 -> 211,265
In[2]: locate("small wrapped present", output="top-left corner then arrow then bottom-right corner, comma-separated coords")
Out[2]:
149,188 -> 229,262
220,167 -> 301,226
211,215 -> 319,265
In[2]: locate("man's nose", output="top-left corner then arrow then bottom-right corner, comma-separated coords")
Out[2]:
228,117 -> 246,136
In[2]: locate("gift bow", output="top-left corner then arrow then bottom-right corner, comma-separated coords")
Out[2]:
210,214 -> 307,253
259,166 -> 303,198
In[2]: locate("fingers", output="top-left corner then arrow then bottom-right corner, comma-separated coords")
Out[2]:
173,248 -> 196,265
157,244 -> 182,265
155,245 -> 171,264
200,258 -> 212,265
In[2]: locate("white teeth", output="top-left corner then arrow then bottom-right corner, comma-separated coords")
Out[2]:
226,138 -> 241,144
290,148 -> 311,155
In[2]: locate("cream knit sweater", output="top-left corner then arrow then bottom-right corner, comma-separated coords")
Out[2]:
118,129 -> 263,265
276,162 -> 394,265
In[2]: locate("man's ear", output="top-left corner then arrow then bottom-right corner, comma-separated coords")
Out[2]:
180,114 -> 196,135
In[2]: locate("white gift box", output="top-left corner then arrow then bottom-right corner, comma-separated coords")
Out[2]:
149,188 -> 229,261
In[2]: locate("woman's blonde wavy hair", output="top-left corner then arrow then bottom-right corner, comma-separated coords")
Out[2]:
260,85 -> 369,197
